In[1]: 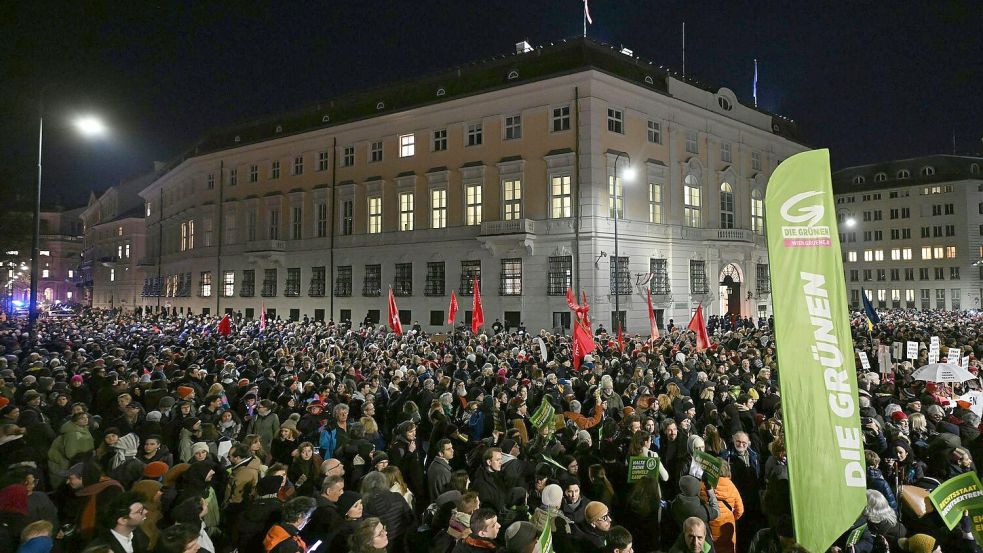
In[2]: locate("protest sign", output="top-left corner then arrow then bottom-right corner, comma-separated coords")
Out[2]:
928,472 -> 983,530
907,341 -> 919,360
845,524 -> 867,547
858,352 -> 871,370
947,347 -> 961,364
878,345 -> 892,374
628,455 -> 661,482
691,450 -> 723,488
538,515 -> 553,553
531,401 -> 555,431
892,342 -> 903,360
930,336 -> 940,358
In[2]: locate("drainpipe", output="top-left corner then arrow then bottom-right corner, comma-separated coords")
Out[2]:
329,137 -> 337,321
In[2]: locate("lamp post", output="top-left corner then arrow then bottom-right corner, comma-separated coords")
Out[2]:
612,151 -> 635,333
30,104 -> 106,342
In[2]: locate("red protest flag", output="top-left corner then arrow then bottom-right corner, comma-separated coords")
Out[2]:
259,301 -> 267,333
387,287 -> 403,335
616,325 -> 625,352
647,289 -> 660,342
448,291 -> 459,325
687,304 -> 710,352
471,279 -> 484,334
217,314 -> 232,337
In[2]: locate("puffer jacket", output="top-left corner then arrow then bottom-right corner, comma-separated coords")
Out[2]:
363,489 -> 415,541
48,420 -> 94,478
236,495 -> 283,553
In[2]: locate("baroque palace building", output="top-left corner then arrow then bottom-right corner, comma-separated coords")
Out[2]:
137,37 -> 805,332
833,154 -> 983,311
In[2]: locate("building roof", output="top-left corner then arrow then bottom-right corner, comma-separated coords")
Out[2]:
159,36 -> 800,171
832,154 -> 983,194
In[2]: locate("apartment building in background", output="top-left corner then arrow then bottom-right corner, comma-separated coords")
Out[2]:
832,155 -> 983,311
136,37 -> 805,331
36,207 -> 85,305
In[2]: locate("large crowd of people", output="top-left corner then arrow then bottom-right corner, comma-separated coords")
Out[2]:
0,305 -> 980,553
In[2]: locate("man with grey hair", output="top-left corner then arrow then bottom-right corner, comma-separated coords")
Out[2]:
668,517 -> 711,553
319,403 -> 350,459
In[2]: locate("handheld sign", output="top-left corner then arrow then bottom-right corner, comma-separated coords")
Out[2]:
878,344 -> 892,374
947,347 -> 961,364
930,336 -> 941,360
907,341 -> 919,360
531,401 -> 556,432
893,342 -> 903,360
929,351 -> 939,365
628,456 -> 661,482
691,451 -> 723,488
929,472 -> 983,530
858,352 -> 871,370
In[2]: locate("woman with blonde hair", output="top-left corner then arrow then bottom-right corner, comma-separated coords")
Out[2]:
382,465 -> 414,510
701,460 -> 744,553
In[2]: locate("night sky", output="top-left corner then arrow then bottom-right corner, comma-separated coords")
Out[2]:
3,1 -> 982,208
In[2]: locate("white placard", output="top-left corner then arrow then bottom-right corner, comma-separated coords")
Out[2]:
963,356 -> 971,368
929,352 -> 939,364
907,341 -> 919,360
878,345 -> 892,374
893,342 -> 903,360
947,348 -> 961,364
859,351 -> 871,370
930,336 -> 941,354
958,391 -> 983,418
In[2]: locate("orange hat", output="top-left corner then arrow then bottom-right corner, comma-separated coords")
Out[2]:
0,397 -> 9,409
143,461 -> 169,479
177,386 -> 195,399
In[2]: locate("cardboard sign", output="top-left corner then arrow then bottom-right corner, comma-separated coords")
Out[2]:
929,472 -> 983,530
893,342 -> 903,360
930,336 -> 941,358
628,455 -> 661,482
958,391 -> 983,418
907,341 -> 919,360
948,348 -> 962,364
878,344 -> 892,374
964,356 -> 971,369
929,351 -> 939,365
858,352 -> 871,370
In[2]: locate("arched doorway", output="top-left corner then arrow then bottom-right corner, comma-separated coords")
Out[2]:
719,264 -> 742,319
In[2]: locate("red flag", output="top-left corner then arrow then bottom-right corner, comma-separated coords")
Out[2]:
388,287 -> 403,335
572,323 -> 582,371
217,314 -> 232,337
573,318 -> 596,370
448,291 -> 459,325
617,325 -> 625,352
581,290 -> 591,328
471,279 -> 484,334
687,304 -> 710,352
646,289 -> 660,342
259,301 -> 266,333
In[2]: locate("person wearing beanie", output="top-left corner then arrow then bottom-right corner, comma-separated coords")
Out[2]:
577,500 -> 613,550
898,534 -> 938,553
236,475 -> 286,553
325,491 -> 363,552
190,441 -> 209,462
671,475 -> 720,528
143,461 -> 170,480
504,521 -> 538,553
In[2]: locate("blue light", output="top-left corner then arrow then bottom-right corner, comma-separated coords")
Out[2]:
11,300 -> 24,307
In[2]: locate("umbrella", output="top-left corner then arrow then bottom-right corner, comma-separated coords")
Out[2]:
912,363 -> 976,383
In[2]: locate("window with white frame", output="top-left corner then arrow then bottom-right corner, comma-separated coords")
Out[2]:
188,219 -> 195,249
268,208 -> 279,240
504,115 -> 522,140
293,155 -> 304,175
751,189 -> 764,233
720,182 -> 735,229
315,202 -> 328,238
200,271 -> 212,297
649,181 -> 663,223
465,184 -> 482,225
721,142 -> 732,163
343,146 -> 354,167
370,141 -> 383,163
249,164 -> 258,182
552,105 -> 571,132
399,134 -> 415,157
229,168 -> 237,186
607,108 -> 624,134
433,129 -> 447,151
318,151 -> 329,171
223,271 -> 235,297
647,120 -> 662,144
503,178 -> 521,220
752,151 -> 762,171
551,175 -> 571,218
367,197 -> 382,233
224,212 -> 236,244
608,176 -> 623,218
431,189 -> 447,228
466,122 -> 482,146
271,160 -> 280,179
685,130 -> 699,154
684,175 -> 702,227
399,192 -> 414,231
291,206 -> 302,240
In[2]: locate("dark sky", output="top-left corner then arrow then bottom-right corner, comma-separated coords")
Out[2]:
3,1 -> 982,208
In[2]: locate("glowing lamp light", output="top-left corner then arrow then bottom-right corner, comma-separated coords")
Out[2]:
845,217 -> 856,228
621,166 -> 637,182
74,115 -> 108,137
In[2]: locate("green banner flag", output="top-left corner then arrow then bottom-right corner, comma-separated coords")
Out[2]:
627,455 -> 661,482
538,515 -> 554,553
928,471 -> 983,530
765,149 -> 867,553
691,451 -> 722,488
531,401 -> 556,431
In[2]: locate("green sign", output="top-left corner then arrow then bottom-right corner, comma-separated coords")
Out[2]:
538,514 -> 554,553
531,400 -> 556,431
845,524 -> 867,546
627,455 -> 661,482
929,471 -> 983,530
541,454 -> 567,472
765,149 -> 867,553
692,451 -> 722,488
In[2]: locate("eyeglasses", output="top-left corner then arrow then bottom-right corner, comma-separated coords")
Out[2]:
599,514 -> 612,521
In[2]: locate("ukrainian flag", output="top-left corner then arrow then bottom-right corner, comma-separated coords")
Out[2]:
861,288 -> 879,331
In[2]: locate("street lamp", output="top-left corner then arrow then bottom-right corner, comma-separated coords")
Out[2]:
845,217 -> 856,228
30,107 -> 108,341
612,151 -> 634,333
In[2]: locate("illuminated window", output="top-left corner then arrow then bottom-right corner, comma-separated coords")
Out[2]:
684,175 -> 701,227
649,182 -> 663,224
751,190 -> 764,234
503,179 -> 522,220
719,182 -> 735,229
848,251 -> 857,262
399,192 -> 414,231
466,184 -> 482,226
367,197 -> 382,234
431,189 -> 447,229
551,175 -> 571,219
399,134 -> 415,157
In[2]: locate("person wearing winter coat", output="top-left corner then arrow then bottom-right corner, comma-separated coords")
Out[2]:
247,400 -> 280,453
47,413 -> 94,482
701,462 -> 744,553
236,475 -> 285,553
177,417 -> 202,463
361,472 -> 414,551
864,450 -> 898,511
671,475 -> 720,529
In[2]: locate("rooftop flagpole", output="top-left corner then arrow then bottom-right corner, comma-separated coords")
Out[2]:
753,59 -> 759,107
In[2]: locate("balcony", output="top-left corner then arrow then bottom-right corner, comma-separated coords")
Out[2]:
245,239 -> 287,252
480,219 -> 535,236
682,227 -> 758,243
